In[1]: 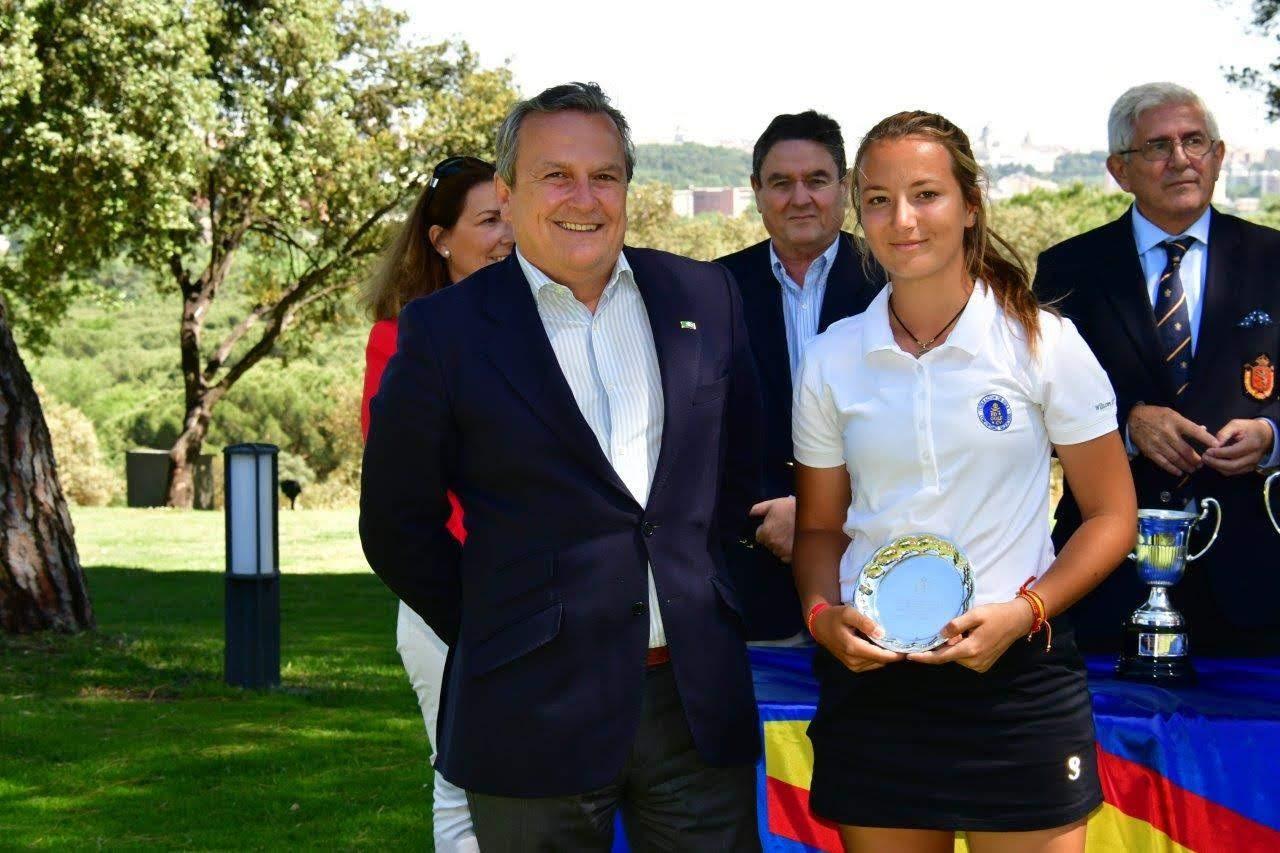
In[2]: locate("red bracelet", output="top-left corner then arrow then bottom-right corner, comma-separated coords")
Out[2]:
807,601 -> 832,638
1017,576 -> 1053,652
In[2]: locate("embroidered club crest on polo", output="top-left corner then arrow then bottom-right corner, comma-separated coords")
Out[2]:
977,394 -> 1011,431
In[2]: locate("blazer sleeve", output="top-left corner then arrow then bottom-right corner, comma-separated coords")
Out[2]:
717,264 -> 766,541
359,301 -> 463,645
1034,251 -> 1139,433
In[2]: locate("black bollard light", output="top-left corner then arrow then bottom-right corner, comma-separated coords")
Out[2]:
223,443 -> 281,689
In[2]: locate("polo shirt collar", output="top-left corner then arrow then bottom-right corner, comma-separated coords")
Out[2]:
1131,204 -> 1211,255
861,279 -> 994,359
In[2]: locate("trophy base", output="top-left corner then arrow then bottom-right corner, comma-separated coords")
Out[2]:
1116,623 -> 1196,685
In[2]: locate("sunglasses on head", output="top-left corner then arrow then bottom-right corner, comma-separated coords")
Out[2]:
424,156 -> 492,210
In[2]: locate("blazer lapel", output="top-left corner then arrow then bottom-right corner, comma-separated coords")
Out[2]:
627,249 -> 700,502
480,256 -> 635,504
818,232 -> 879,332
1100,209 -> 1175,398
1188,208 -> 1240,392
736,243 -> 792,408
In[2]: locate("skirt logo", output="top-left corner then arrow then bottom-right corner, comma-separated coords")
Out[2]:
977,394 -> 1012,431
1244,354 -> 1275,401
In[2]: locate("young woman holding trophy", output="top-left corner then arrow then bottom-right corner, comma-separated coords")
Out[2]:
792,112 -> 1138,852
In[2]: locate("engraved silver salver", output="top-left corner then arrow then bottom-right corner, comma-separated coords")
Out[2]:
853,534 -> 975,654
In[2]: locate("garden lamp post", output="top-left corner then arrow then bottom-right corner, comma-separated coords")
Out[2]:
223,443 -> 281,688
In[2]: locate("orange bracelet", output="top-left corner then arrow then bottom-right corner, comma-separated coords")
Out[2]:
1017,577 -> 1053,652
807,601 -> 832,638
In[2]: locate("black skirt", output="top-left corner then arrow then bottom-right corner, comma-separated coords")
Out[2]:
808,623 -> 1103,832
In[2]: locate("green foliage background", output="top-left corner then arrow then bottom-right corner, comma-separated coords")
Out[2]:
633,143 -> 752,187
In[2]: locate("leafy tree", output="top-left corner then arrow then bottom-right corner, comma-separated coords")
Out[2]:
0,0 -> 94,632
991,185 -> 1132,272
1,0 -> 516,513
1229,1 -> 1280,120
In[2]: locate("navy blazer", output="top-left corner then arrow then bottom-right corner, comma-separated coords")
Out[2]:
1035,207 -> 1280,651
716,233 -> 883,639
360,248 -> 764,797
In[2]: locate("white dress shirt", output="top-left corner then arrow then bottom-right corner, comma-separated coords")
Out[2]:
516,248 -> 668,647
1129,205 -> 1280,466
770,236 -> 841,381
793,281 -> 1118,606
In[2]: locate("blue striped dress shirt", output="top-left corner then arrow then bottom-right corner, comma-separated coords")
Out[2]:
769,236 -> 841,381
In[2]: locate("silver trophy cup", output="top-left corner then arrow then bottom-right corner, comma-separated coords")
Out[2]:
1265,471 -> 1280,534
1116,498 -> 1221,684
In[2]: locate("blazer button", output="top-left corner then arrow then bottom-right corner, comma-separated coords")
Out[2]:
785,460 -> 795,468
738,537 -> 755,549
1160,491 -> 1172,503
631,601 -> 646,616
642,522 -> 657,536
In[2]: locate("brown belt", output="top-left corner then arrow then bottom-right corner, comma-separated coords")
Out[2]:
645,646 -> 671,667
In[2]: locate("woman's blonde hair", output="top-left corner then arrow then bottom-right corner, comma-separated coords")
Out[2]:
852,111 -> 1044,351
361,157 -> 496,321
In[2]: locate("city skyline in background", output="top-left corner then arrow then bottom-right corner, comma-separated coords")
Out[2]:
396,0 -> 1280,154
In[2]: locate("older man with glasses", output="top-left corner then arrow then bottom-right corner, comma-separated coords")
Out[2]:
1034,82 -> 1280,656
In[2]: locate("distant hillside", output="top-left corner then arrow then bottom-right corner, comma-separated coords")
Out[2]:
634,143 -> 752,188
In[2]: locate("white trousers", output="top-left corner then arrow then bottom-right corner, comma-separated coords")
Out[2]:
396,601 -> 478,853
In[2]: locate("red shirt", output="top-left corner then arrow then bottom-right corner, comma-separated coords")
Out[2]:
362,318 -> 466,543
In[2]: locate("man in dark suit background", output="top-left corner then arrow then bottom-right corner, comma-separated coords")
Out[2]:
1035,82 -> 1280,655
716,111 -> 883,642
361,83 -> 764,849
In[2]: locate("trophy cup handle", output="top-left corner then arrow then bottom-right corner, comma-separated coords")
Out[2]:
1187,497 -> 1222,561
1266,471 -> 1280,535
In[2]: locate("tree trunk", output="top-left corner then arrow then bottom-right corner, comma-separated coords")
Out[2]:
0,298 -> 94,633
165,403 -> 212,509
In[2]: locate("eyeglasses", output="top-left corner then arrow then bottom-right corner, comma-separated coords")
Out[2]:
424,156 -> 491,210
1117,133 -> 1216,162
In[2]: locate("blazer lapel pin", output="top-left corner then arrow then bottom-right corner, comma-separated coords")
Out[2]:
1237,309 -> 1275,328
679,320 -> 697,330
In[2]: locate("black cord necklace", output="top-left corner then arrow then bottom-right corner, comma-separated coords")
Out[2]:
888,293 -> 970,356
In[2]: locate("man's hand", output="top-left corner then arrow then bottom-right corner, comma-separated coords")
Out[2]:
1203,418 -> 1275,476
1127,404 -> 1220,476
749,496 -> 796,563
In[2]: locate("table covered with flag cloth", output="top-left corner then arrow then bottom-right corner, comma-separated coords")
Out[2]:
751,647 -> 1280,852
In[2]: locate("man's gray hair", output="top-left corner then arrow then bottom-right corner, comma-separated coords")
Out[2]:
1108,82 -> 1221,155
494,82 -> 635,185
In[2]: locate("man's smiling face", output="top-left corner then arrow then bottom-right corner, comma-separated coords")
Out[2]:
497,110 -> 628,290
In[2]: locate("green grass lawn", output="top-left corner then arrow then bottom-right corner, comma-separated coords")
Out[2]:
0,508 -> 437,850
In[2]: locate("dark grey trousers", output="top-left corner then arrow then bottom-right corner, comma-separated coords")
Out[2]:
467,664 -> 761,852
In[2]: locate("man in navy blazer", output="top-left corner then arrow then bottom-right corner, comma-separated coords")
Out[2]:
361,83 -> 764,850
716,111 -> 883,642
1035,83 -> 1280,655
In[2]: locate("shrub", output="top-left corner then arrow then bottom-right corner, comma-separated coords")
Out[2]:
40,390 -> 125,506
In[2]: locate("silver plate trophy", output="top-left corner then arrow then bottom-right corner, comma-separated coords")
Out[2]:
854,534 -> 974,654
1266,471 -> 1280,535
1116,498 -> 1221,684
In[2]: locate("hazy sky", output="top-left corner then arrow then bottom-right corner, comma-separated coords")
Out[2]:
392,0 -> 1280,152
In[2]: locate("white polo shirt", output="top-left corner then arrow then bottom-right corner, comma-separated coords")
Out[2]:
793,280 -> 1118,607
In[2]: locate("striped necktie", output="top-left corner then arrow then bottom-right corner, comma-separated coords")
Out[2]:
1153,236 -> 1195,396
